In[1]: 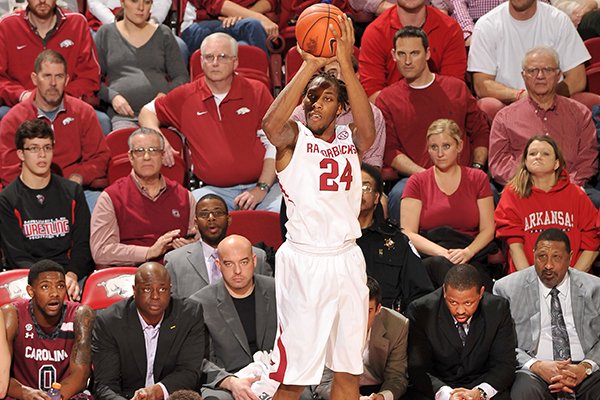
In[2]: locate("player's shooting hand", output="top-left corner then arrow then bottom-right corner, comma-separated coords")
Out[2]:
22,387 -> 51,400
297,45 -> 334,70
329,13 -> 355,65
65,271 -> 80,301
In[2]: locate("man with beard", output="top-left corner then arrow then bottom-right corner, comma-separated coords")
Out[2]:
165,194 -> 272,299
1,260 -> 95,400
0,50 -> 110,209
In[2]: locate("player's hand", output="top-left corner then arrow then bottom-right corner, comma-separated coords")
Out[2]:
65,271 -> 81,301
221,376 -> 260,400
448,248 -> 474,264
161,139 -> 179,167
146,229 -> 180,260
234,187 -> 267,210
219,15 -> 243,28
112,94 -> 135,117
22,387 -> 51,400
329,13 -> 355,66
297,44 -> 334,70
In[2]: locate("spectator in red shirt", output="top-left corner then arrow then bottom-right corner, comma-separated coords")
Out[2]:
359,0 -> 466,102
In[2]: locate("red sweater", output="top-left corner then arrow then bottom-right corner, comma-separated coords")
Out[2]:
0,92 -> 110,188
0,8 -> 100,106
495,173 -> 599,273
359,5 -> 466,97
155,75 -> 272,186
105,174 -> 191,248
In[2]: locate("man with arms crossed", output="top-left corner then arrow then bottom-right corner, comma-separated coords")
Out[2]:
262,15 -> 376,400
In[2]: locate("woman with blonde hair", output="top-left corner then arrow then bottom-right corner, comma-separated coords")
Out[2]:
495,135 -> 598,273
401,119 -> 495,289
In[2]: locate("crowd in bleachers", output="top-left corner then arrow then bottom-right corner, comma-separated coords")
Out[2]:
1,0 -> 600,398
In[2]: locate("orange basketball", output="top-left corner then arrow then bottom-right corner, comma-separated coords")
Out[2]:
295,4 -> 345,58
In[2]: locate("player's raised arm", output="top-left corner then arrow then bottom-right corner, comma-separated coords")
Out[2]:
332,15 -> 375,156
262,51 -> 332,152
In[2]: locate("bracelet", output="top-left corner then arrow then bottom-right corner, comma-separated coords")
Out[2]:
256,182 -> 270,192
477,387 -> 488,400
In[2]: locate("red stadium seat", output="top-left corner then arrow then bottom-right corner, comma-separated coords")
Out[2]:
226,210 -> 283,250
80,267 -> 137,310
106,127 -> 184,157
0,269 -> 30,305
585,37 -> 600,68
586,65 -> 600,95
189,45 -> 272,91
107,153 -> 187,185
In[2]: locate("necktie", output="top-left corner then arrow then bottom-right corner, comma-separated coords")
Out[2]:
456,322 -> 467,346
550,287 -> 576,400
209,253 -> 222,284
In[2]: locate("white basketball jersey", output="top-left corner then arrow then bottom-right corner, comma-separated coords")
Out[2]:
278,121 -> 362,248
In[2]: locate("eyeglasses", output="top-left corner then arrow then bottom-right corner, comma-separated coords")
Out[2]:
23,145 -> 53,153
523,67 -> 559,77
130,147 -> 163,157
362,184 -> 375,193
196,210 -> 228,219
201,53 -> 236,63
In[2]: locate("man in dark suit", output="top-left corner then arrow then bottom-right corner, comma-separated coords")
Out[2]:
315,276 -> 409,400
92,262 -> 205,400
190,234 -> 277,400
165,194 -> 272,299
494,228 -> 600,399
406,264 -> 516,400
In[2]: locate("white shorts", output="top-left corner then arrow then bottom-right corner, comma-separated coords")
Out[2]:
269,240 -> 369,385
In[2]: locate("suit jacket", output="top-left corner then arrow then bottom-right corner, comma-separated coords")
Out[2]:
92,297 -> 205,400
189,274 -> 277,388
493,267 -> 600,368
315,307 -> 409,400
165,241 -> 272,299
405,288 -> 516,397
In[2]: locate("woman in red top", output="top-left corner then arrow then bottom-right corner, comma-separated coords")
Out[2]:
495,135 -> 598,273
401,119 -> 495,288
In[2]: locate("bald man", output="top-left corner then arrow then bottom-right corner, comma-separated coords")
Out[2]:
92,262 -> 205,400
190,235 -> 278,400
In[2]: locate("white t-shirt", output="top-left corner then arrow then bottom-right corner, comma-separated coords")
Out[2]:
467,1 -> 590,89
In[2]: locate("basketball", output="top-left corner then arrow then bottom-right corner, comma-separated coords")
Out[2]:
295,4 -> 345,58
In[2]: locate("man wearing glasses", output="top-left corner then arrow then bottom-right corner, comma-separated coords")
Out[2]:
90,127 -> 196,267
0,119 -> 93,301
0,50 -> 110,210
139,32 -> 281,213
489,47 -> 599,204
165,193 -> 272,299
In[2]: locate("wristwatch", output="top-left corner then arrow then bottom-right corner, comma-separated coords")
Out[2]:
471,162 -> 484,170
581,361 -> 593,376
256,182 -> 270,192
477,387 -> 488,400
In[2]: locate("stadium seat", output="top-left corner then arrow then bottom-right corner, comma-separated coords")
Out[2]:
585,37 -> 600,68
107,153 -> 187,185
586,65 -> 600,95
106,127 -> 184,157
80,267 -> 137,310
226,210 -> 283,250
0,269 -> 30,305
189,45 -> 272,91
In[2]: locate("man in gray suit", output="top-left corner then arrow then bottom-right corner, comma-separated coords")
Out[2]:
165,194 -> 272,298
494,228 -> 600,400
314,277 -> 409,400
190,234 -> 276,400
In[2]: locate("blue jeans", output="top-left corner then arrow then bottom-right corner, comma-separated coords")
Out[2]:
181,18 -> 268,55
387,177 -> 410,225
192,182 -> 282,212
84,189 -> 101,212
0,105 -> 10,119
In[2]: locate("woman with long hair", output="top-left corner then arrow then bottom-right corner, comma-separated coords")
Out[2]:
401,119 -> 495,288
495,135 -> 598,273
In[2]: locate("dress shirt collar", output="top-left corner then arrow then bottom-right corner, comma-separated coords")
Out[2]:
137,309 -> 164,330
131,170 -> 167,201
539,270 -> 570,300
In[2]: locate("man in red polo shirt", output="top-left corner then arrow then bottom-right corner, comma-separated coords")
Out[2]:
139,32 -> 280,213
359,0 -> 467,102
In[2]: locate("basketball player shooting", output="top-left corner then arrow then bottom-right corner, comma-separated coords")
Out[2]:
262,14 -> 376,400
